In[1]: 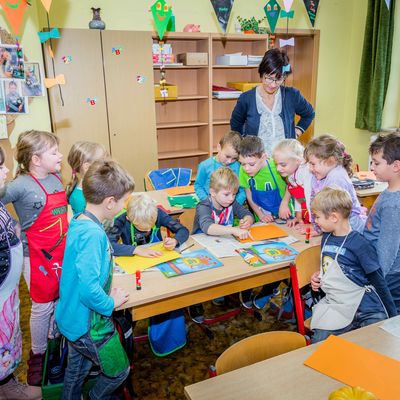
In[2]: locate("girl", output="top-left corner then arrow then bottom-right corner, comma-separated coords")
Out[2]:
304,134 -> 366,234
0,130 -> 68,386
66,141 -> 108,215
273,139 -> 312,227
0,146 -> 41,399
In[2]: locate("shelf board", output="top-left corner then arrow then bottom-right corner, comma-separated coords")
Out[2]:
213,65 -> 259,69
212,96 -> 239,100
153,65 -> 209,69
157,121 -> 208,129
155,95 -> 208,102
158,149 -> 209,160
213,119 -> 230,125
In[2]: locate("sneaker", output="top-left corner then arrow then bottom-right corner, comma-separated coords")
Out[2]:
0,376 -> 42,400
211,297 -> 225,306
239,291 -> 253,309
188,304 -> 205,323
253,287 -> 280,310
27,351 -> 45,386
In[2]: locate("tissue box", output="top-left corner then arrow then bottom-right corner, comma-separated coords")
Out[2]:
216,55 -> 248,66
154,84 -> 178,100
177,52 -> 208,65
227,82 -> 259,91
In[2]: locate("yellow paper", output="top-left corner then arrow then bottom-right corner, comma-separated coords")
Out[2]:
304,335 -> 400,400
115,243 -> 181,273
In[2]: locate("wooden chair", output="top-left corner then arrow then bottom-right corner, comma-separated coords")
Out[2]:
177,209 -> 196,234
290,245 -> 321,336
214,331 -> 306,375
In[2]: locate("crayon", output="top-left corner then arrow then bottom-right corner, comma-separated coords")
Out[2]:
136,270 -> 142,290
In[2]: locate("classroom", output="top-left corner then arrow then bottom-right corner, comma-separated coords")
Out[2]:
0,1 -> 399,399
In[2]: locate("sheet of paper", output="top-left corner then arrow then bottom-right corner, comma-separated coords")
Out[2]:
164,185 -> 195,196
304,335 -> 400,400
115,243 -> 181,273
380,315 -> 400,338
239,225 -> 288,243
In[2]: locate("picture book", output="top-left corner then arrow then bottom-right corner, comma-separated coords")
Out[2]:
237,242 -> 298,266
157,249 -> 223,277
238,224 -> 288,243
168,193 -> 199,209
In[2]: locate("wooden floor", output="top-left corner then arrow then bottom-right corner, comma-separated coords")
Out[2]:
17,282 -> 295,399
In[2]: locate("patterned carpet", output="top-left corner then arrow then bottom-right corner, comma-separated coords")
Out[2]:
17,283 -> 295,399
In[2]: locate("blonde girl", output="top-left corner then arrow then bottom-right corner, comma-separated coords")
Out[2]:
66,141 -> 108,214
0,130 -> 67,387
304,134 -> 366,234
273,139 -> 312,227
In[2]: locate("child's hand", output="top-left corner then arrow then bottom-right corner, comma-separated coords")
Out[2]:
110,287 -> 129,308
310,272 -> 321,291
287,218 -> 300,228
279,203 -> 292,220
231,227 -> 251,240
259,213 -> 274,223
133,246 -> 163,258
239,215 -> 253,230
163,237 -> 178,250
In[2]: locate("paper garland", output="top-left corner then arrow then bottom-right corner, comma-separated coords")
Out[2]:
0,0 -> 28,35
40,0 -> 52,13
150,0 -> 172,40
264,0 -> 281,33
210,0 -> 234,34
303,0 -> 320,27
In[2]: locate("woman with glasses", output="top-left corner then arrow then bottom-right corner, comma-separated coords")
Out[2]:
230,48 -> 315,156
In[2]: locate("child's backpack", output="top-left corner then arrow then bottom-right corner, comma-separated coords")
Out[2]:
113,309 -> 134,366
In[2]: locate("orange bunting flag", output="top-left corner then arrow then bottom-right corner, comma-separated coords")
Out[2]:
40,0 -> 52,13
0,0 -> 28,35
46,43 -> 54,58
45,74 -> 66,88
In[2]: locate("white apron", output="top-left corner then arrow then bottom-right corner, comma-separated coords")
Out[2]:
311,233 -> 367,331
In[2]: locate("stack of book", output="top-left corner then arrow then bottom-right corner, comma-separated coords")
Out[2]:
212,85 -> 242,99
247,55 -> 263,66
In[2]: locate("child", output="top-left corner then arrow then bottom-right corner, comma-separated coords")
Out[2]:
310,186 -> 396,343
195,131 -> 246,204
66,141 -> 108,215
108,193 -> 189,257
364,132 -> 400,312
6,80 -> 24,113
0,130 -> 67,386
239,136 -> 287,223
304,134 -> 366,234
273,139 -> 312,227
0,146 -> 41,399
56,160 -> 134,399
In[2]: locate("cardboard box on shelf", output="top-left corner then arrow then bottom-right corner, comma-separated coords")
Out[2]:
227,82 -> 259,91
177,52 -> 208,65
154,84 -> 178,100
216,54 -> 248,66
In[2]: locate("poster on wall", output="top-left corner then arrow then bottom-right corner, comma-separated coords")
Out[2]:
4,80 -> 28,114
22,62 -> 45,97
210,0 -> 234,33
0,44 -> 25,79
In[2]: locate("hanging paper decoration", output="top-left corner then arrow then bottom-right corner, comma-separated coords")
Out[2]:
40,0 -> 52,13
384,0 -> 391,9
150,0 -> 172,40
280,9 -> 294,18
37,27 -> 60,43
303,0 -> 320,27
210,0 -> 234,34
283,0 -> 294,12
264,0 -> 281,33
44,74 -> 65,88
0,0 -> 28,35
279,37 -> 295,48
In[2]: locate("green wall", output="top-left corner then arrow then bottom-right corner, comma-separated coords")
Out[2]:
0,0 -> 376,167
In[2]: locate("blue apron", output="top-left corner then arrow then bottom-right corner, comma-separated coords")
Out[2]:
136,224 -> 187,356
249,160 -> 282,216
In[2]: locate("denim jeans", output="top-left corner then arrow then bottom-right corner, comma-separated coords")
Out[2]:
311,311 -> 387,343
62,333 -> 129,400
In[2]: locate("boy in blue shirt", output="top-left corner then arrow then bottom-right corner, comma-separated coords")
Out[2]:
195,131 -> 246,204
364,132 -> 400,312
56,160 -> 135,400
310,186 -> 396,343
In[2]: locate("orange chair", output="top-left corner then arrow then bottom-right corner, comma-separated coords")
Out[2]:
290,245 -> 321,336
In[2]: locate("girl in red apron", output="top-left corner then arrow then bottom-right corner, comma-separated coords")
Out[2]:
0,131 -> 68,386
273,139 -> 312,227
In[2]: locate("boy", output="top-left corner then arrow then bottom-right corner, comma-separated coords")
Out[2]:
56,160 -> 135,399
239,136 -> 287,223
364,132 -> 400,312
6,80 -> 24,113
310,186 -> 396,343
107,193 -> 189,257
191,167 -> 254,321
195,131 -> 246,204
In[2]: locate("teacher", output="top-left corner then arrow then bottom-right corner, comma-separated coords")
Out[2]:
230,48 -> 315,155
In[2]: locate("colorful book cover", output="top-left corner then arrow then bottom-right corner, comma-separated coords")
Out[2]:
252,242 -> 298,264
235,248 -> 266,267
157,249 -> 223,277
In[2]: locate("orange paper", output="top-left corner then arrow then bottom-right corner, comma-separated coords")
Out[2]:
164,185 -> 195,196
355,171 -> 376,180
0,0 -> 27,35
40,0 -> 53,13
44,74 -> 65,88
304,335 -> 400,400
238,224 -> 288,243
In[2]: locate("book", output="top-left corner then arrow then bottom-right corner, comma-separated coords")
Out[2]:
157,249 -> 224,277
212,85 -> 242,99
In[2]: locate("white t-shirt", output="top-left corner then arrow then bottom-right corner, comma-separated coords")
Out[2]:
287,162 -> 312,214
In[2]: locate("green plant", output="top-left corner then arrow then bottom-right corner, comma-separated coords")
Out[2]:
237,16 -> 268,34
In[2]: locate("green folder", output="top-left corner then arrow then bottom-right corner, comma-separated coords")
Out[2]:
168,194 -> 199,208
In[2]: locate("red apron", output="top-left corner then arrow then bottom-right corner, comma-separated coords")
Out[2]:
25,174 -> 68,303
286,171 -> 310,224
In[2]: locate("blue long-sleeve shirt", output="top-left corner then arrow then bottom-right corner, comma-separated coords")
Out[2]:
107,208 -> 189,256
194,157 -> 246,204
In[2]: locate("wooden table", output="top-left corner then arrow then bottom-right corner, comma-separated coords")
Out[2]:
356,181 -> 387,209
112,225 -> 319,321
184,321 -> 400,400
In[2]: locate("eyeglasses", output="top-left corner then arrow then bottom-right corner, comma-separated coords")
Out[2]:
262,74 -> 285,85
